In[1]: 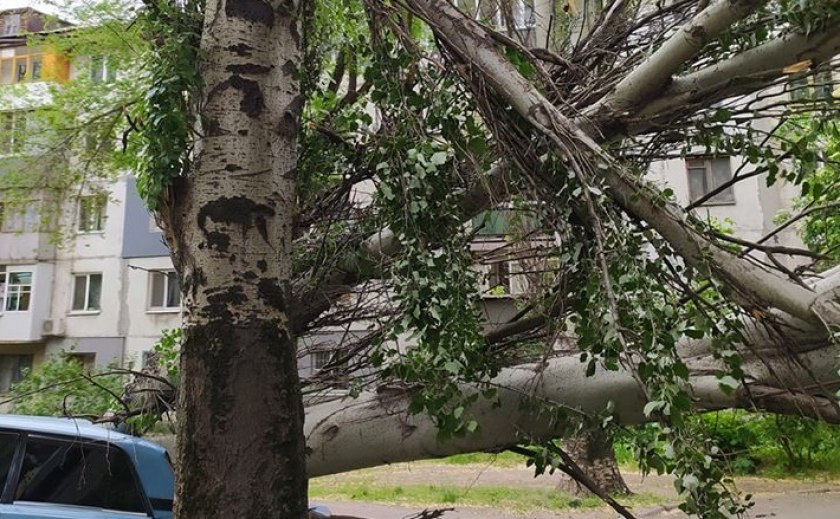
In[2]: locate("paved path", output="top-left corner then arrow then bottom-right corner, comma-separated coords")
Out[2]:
321,486 -> 840,518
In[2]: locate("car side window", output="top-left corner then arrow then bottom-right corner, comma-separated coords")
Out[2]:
15,437 -> 146,514
0,432 -> 20,496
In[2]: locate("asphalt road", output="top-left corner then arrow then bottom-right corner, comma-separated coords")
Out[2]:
319,486 -> 840,519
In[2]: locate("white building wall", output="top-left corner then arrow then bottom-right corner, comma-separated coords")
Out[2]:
647,157 -> 802,247
122,255 -> 180,364
0,262 -> 52,342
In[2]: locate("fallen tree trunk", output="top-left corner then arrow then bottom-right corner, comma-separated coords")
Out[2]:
146,292 -> 840,478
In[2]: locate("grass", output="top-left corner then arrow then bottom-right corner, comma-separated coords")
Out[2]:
434,451 -> 526,467
309,480 -> 662,513
751,449 -> 840,481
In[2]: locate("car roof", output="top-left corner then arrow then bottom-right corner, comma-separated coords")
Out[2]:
0,415 -> 167,454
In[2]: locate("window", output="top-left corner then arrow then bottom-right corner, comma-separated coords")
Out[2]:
67,353 -> 96,371
14,437 -> 146,513
791,69 -> 835,101
149,270 -> 180,310
0,49 -> 44,85
686,157 -> 735,205
2,14 -> 21,36
487,261 -> 511,295
4,271 -> 32,312
90,56 -> 117,83
0,354 -> 33,391
0,111 -> 28,154
1,200 -> 40,233
78,194 -> 107,233
71,273 -> 102,312
313,350 -> 333,371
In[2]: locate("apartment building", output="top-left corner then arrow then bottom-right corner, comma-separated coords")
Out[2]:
0,7 -> 178,391
0,4 -> 814,389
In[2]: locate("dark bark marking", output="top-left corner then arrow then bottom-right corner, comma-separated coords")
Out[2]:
205,231 -> 231,252
321,425 -> 340,442
198,195 -> 275,236
226,63 -> 273,75
204,117 -> 224,137
243,270 -> 258,281
238,129 -> 249,136
258,278 -> 287,311
277,94 -> 305,137
224,163 -> 242,172
281,59 -> 296,76
688,25 -> 707,41
231,75 -> 265,117
257,259 -> 268,272
208,75 -> 266,118
225,0 -> 275,26
226,43 -> 254,57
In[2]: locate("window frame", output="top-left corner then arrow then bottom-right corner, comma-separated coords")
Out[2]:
2,270 -> 33,313
89,56 -> 117,83
70,273 -> 102,314
147,270 -> 181,312
0,53 -> 44,86
2,14 -> 22,36
485,261 -> 513,297
312,350 -> 334,371
0,355 -> 33,393
0,111 -> 29,155
685,157 -> 736,206
77,194 -> 107,234
0,431 -> 153,516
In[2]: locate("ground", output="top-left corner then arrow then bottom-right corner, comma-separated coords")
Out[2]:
311,459 -> 840,519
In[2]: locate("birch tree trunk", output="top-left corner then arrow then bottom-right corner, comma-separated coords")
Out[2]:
162,1 -> 307,517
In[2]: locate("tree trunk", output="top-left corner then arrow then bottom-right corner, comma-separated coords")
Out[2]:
556,429 -> 631,497
166,1 -> 307,518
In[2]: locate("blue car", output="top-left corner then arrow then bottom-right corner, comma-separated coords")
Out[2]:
0,415 -> 330,518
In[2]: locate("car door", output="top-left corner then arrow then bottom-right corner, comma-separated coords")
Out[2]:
0,434 -> 153,519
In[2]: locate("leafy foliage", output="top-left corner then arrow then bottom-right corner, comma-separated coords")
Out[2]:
130,0 -> 203,208
9,352 -> 128,418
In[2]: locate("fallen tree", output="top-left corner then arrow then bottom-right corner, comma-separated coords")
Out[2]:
8,1 -> 840,517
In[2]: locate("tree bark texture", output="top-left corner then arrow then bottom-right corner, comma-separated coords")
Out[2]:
556,429 -> 631,497
165,1 -> 307,518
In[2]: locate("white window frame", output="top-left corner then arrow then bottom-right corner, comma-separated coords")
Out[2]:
1,200 -> 39,233
686,157 -> 736,206
90,56 -> 117,83
0,111 -> 28,155
312,350 -> 333,371
2,269 -> 33,312
77,194 -> 107,233
70,273 -> 102,314
148,270 -> 181,312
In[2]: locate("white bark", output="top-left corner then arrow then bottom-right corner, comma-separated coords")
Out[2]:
583,0 -> 766,133
634,27 -> 840,132
302,308 -> 840,477
406,0 -> 840,326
